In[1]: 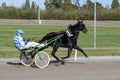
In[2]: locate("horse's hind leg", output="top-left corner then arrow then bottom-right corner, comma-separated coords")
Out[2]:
74,45 -> 88,58
51,45 -> 65,64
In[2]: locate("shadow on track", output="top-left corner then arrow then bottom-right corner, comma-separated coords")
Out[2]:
7,62 -> 22,66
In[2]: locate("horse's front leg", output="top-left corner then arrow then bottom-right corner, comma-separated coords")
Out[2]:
61,46 -> 73,60
51,44 -> 65,65
74,45 -> 88,58
61,38 -> 73,60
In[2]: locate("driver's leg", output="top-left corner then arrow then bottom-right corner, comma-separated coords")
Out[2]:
24,42 -> 39,49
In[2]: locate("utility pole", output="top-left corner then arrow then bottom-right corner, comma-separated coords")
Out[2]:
94,0 -> 96,49
38,0 -> 41,24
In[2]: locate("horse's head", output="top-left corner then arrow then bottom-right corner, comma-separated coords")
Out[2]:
68,20 -> 88,33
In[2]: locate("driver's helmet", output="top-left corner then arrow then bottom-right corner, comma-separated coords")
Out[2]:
16,29 -> 24,34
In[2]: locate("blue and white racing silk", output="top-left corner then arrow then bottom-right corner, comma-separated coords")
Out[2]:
13,33 -> 25,50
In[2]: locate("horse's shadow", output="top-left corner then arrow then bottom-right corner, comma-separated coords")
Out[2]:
49,60 -> 63,66
49,59 -> 86,66
7,62 -> 22,66
6,59 -> 86,68
6,60 -> 62,68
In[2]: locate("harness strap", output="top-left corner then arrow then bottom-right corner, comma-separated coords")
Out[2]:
35,34 -> 64,51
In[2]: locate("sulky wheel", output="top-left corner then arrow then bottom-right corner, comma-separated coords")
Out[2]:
34,51 -> 50,68
20,52 -> 34,66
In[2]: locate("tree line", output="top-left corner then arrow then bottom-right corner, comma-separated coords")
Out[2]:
0,0 -> 38,19
0,0 -> 120,20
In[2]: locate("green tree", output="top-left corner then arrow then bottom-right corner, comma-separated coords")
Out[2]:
25,0 -> 30,9
96,2 -> 103,9
64,0 -> 71,3
52,0 -> 63,8
31,1 -> 37,9
31,1 -> 35,9
73,0 -> 81,10
45,0 -> 63,9
44,0 -> 50,9
111,0 -> 119,9
62,0 -> 75,11
2,2 -> 6,8
87,0 -> 94,10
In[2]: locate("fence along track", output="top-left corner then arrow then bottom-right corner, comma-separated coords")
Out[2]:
0,19 -> 120,27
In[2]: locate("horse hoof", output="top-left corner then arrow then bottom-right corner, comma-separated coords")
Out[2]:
61,61 -> 65,65
61,57 -> 64,60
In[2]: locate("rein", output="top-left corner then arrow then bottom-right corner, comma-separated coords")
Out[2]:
31,29 -> 84,41
31,31 -> 64,40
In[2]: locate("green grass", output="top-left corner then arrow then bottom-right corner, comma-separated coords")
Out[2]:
0,24 -> 120,58
1,49 -> 120,58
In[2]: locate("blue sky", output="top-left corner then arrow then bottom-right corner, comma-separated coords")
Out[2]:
0,0 -> 120,9
0,0 -> 45,9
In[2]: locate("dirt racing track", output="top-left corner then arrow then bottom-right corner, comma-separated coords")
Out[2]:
0,56 -> 120,80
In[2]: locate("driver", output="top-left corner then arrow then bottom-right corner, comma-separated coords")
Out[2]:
13,29 -> 39,51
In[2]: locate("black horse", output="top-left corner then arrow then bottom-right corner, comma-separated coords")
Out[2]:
38,20 -> 88,64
